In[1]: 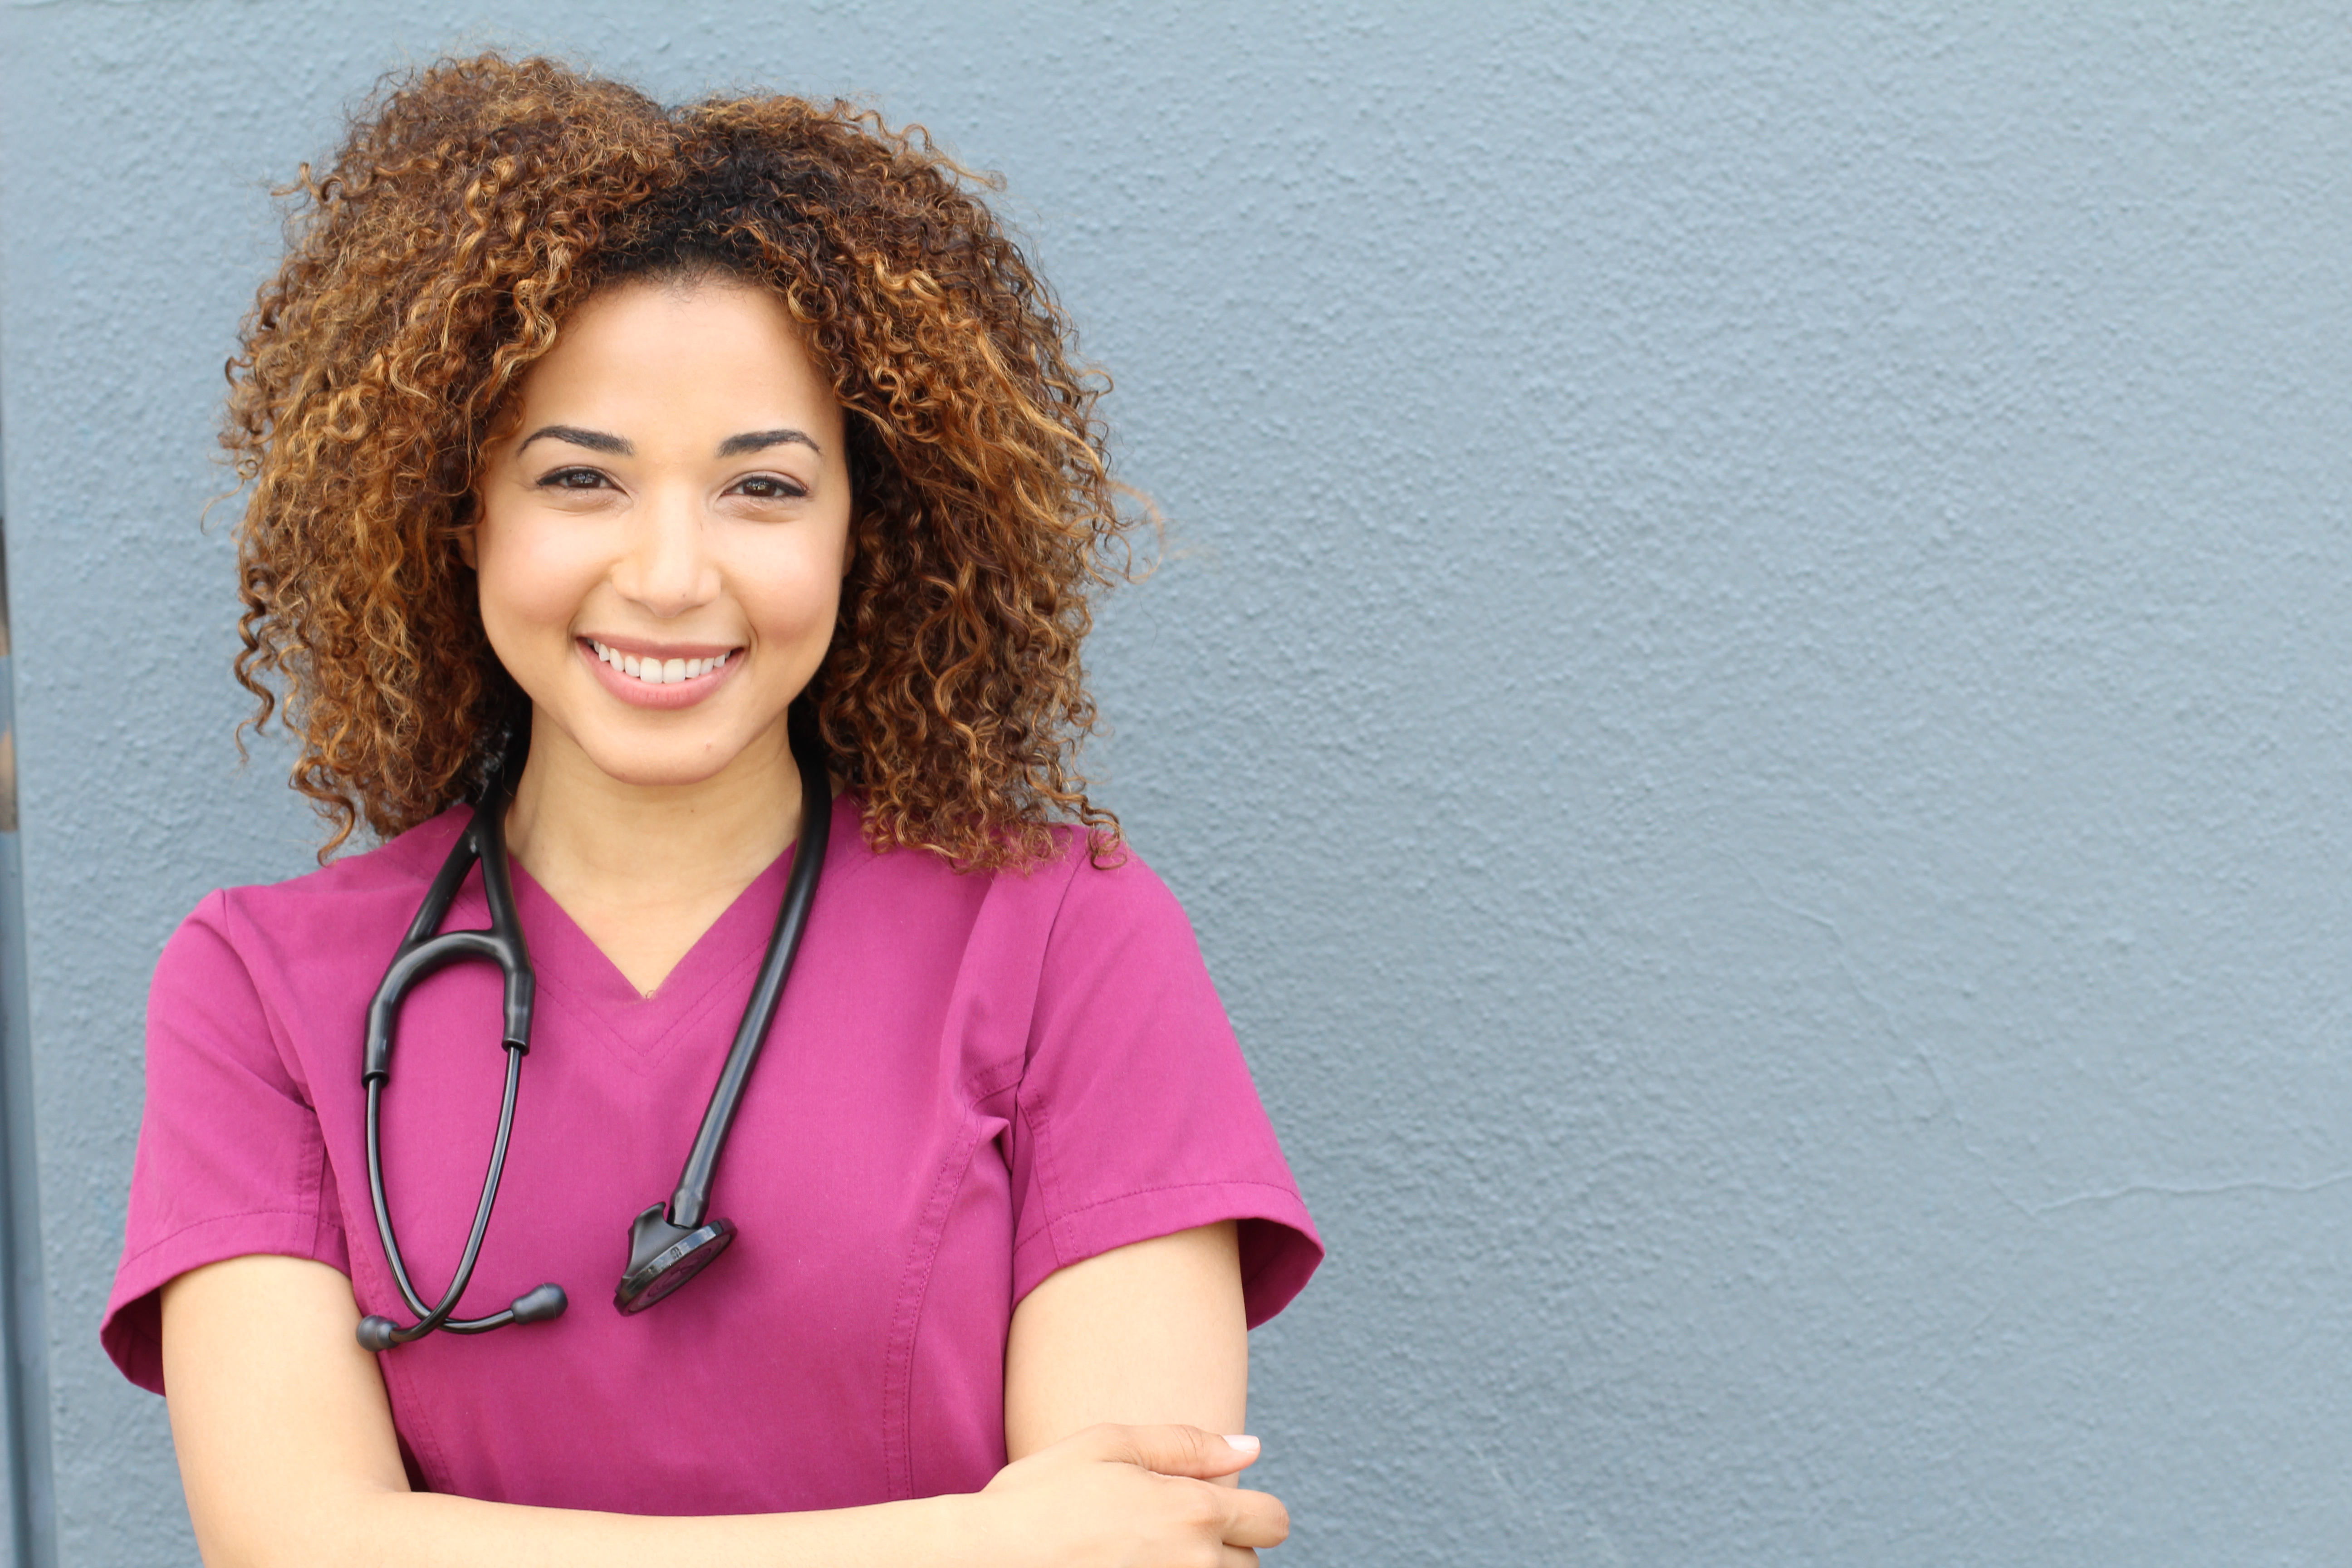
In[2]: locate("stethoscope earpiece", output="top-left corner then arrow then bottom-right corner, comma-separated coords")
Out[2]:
511,1282 -> 570,1324
355,1280 -> 567,1352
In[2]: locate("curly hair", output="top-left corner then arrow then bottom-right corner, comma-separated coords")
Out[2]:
226,53 -> 1136,868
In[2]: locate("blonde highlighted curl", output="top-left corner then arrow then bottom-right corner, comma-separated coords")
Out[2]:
228,53 -> 1137,868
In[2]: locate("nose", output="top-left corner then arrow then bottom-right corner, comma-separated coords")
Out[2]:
612,484 -> 720,618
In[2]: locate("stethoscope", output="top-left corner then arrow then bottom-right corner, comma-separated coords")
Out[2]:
354,706 -> 831,1352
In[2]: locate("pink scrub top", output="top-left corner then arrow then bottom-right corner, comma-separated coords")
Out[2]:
101,794 -> 1320,1514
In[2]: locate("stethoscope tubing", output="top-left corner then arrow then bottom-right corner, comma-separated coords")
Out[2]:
667,766 -> 826,1230
358,707 -> 832,1349
363,1047 -> 530,1338
360,772 -> 540,1346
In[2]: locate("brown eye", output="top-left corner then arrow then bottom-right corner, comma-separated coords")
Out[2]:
732,475 -> 807,500
541,467 -> 608,490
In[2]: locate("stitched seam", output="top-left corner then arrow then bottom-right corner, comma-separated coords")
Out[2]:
1024,1178 -> 1307,1253
1022,1098 -> 1070,1275
1009,836 -> 1090,1267
1042,1177 -> 1304,1220
882,1109 -> 983,1500
219,889 -> 326,1113
1034,1182 -> 1313,1303
115,1210 -> 335,1274
309,1112 -> 341,1261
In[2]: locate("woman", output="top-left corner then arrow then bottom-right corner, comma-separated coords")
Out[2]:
100,54 -> 1318,1565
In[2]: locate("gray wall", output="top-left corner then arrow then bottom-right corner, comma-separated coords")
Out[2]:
5,3 -> 2352,1563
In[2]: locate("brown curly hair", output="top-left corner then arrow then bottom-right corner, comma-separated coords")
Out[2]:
226,53 -> 1137,867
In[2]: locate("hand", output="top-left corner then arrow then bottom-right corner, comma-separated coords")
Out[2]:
974,1423 -> 1290,1567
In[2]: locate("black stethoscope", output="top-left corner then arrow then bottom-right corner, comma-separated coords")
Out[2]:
354,707 -> 831,1352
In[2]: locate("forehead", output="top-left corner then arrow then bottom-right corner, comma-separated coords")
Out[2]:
516,278 -> 841,436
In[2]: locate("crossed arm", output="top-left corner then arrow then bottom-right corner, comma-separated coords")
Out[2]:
161,1220 -> 1284,1567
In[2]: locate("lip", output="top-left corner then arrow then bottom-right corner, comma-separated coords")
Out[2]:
584,632 -> 738,661
577,636 -> 745,711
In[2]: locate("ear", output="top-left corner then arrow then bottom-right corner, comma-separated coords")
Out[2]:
456,523 -> 480,570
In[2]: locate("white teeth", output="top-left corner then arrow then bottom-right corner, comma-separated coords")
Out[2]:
589,641 -> 731,686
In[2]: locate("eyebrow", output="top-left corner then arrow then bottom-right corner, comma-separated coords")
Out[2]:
717,428 -> 822,458
513,426 -> 822,460
517,425 -> 631,456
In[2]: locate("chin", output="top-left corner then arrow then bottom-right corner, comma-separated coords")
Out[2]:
577,736 -> 744,791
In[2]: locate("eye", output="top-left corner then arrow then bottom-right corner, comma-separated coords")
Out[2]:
537,466 -> 610,490
730,474 -> 809,501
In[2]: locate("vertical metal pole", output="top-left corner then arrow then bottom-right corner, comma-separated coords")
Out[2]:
0,427 -> 56,1568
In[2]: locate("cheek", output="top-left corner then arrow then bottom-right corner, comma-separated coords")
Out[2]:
745,565 -> 843,651
474,517 -> 599,648
738,520 -> 852,645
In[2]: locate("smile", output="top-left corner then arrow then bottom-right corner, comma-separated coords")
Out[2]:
587,639 -> 734,686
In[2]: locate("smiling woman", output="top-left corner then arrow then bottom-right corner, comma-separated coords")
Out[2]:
468,280 -> 856,993
472,282 -> 849,751
97,53 -> 1319,1568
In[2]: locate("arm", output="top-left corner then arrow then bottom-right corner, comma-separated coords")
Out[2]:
163,1256 -> 964,1566
162,1236 -> 1282,1568
1004,1221 -> 1249,1460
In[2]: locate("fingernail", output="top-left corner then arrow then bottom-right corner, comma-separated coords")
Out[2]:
1224,1434 -> 1260,1455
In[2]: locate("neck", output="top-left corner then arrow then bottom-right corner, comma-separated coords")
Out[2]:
501,711 -> 807,995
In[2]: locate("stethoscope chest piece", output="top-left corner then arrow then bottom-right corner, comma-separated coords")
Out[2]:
615,1204 -> 737,1313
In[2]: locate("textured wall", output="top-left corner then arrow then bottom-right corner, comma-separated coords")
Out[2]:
5,3 -> 2352,1563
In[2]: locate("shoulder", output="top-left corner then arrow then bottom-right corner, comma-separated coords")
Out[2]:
157,807 -> 470,999
1043,829 -> 1194,938
832,809 -> 1182,922
884,819 -> 1189,938
822,815 -> 1202,1007
1005,830 -> 1213,1005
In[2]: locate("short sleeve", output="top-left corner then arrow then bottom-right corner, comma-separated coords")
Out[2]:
1007,851 -> 1321,1328
100,892 -> 350,1393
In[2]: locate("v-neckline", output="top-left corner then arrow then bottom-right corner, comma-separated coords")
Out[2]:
462,794 -> 848,1063
509,845 -> 793,1005
428,804 -> 861,1072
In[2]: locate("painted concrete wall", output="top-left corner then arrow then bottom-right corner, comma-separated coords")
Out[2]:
5,3 -> 2352,1563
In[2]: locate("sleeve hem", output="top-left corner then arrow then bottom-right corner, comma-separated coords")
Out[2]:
1012,1179 -> 1324,1329
102,1211 -> 351,1395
